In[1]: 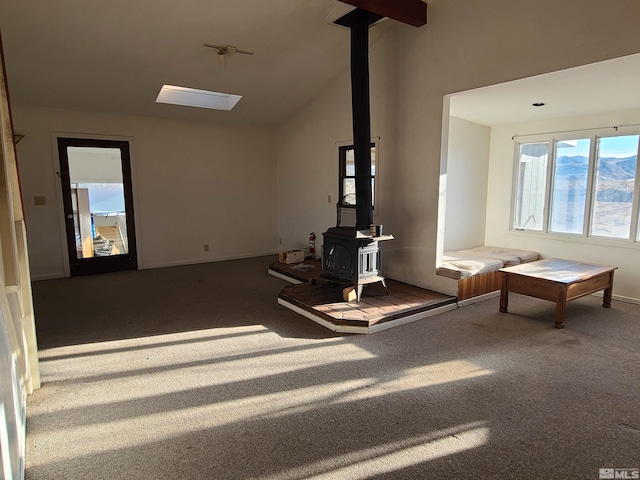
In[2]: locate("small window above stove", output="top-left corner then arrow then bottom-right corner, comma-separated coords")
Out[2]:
338,141 -> 377,209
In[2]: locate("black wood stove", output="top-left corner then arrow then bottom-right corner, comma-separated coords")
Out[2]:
322,226 -> 392,302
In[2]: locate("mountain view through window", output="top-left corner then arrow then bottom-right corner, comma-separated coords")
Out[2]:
514,134 -> 639,240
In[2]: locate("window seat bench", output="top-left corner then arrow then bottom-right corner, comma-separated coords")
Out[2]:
437,246 -> 539,301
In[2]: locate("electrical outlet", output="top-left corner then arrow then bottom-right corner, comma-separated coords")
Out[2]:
34,195 -> 46,206
279,237 -> 282,245
203,244 -> 209,252
328,195 -> 332,203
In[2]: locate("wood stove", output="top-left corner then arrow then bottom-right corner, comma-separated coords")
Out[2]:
322,226 -> 392,302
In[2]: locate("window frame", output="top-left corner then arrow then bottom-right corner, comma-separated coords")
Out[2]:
511,141 -> 552,232
511,128 -> 640,245
547,137 -> 595,236
338,142 -> 377,210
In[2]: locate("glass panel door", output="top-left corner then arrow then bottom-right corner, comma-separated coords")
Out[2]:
58,138 -> 137,276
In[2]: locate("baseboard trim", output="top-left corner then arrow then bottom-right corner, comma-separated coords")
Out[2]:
612,294 -> 640,305
457,291 -> 500,308
31,272 -> 66,281
141,251 -> 278,270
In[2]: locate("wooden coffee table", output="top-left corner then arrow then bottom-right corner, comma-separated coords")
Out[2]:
499,258 -> 617,328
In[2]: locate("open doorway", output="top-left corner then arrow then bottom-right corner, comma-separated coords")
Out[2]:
439,53 -> 640,257
57,138 -> 138,276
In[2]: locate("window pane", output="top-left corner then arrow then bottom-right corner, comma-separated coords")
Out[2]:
514,143 -> 548,231
78,183 -> 125,214
550,139 -> 590,234
68,147 -> 130,259
346,149 -> 355,176
339,145 -> 376,207
371,177 -> 375,208
590,135 -> 638,239
346,148 -> 376,175
370,147 -> 376,176
343,178 -> 356,205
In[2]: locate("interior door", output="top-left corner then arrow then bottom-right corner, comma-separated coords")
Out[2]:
57,138 -> 138,276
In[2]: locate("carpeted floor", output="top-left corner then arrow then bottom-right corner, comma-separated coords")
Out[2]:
27,255 -> 640,479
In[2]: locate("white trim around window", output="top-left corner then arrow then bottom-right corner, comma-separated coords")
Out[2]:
511,125 -> 640,245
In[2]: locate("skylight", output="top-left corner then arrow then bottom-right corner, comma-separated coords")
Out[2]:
155,85 -> 242,111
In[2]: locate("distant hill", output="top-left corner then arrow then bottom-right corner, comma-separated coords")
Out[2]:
554,155 -> 637,203
556,155 -> 636,179
596,155 -> 636,179
556,155 -> 589,177
596,188 -> 633,202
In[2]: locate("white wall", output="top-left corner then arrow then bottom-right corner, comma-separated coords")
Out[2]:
14,107 -> 278,279
486,108 -> 640,302
443,116 -> 490,251
388,0 -> 640,291
276,69 -> 352,252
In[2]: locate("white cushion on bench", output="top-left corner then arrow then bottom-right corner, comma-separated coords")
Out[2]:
457,246 -> 539,266
437,251 -> 504,280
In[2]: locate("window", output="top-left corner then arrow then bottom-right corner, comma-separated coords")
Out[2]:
549,139 -> 590,234
591,136 -> 638,239
338,143 -> 376,208
513,142 -> 548,231
513,132 -> 640,242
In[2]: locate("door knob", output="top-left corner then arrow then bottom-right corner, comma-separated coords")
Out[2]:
67,214 -> 73,219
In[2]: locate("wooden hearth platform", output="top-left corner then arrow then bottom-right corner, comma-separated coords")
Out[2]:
268,259 -> 323,284
269,260 -> 457,334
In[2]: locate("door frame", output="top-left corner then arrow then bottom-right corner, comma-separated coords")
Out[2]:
54,134 -> 139,276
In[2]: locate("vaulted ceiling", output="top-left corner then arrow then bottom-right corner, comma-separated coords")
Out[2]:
3,1 -> 640,130
0,1 -> 372,127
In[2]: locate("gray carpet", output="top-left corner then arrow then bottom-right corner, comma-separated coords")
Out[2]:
27,255 -> 640,479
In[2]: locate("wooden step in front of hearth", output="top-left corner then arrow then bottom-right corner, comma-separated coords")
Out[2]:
277,278 -> 456,334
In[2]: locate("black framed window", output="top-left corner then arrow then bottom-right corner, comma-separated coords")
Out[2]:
338,143 -> 376,208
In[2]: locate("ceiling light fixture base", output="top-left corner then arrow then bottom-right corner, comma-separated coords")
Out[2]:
204,43 -> 254,67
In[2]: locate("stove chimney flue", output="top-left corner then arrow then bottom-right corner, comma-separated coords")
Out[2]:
349,9 -> 373,230
335,8 -> 382,230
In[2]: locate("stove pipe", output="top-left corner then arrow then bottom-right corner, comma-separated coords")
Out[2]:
337,9 -> 382,230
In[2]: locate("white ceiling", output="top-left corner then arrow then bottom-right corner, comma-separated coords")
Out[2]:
449,52 -> 640,127
3,1 -> 640,129
0,0 -> 364,127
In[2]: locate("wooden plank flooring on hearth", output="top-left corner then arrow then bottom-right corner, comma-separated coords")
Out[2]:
270,260 -> 457,333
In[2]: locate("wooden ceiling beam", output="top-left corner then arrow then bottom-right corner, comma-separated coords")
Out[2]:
338,0 -> 427,27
